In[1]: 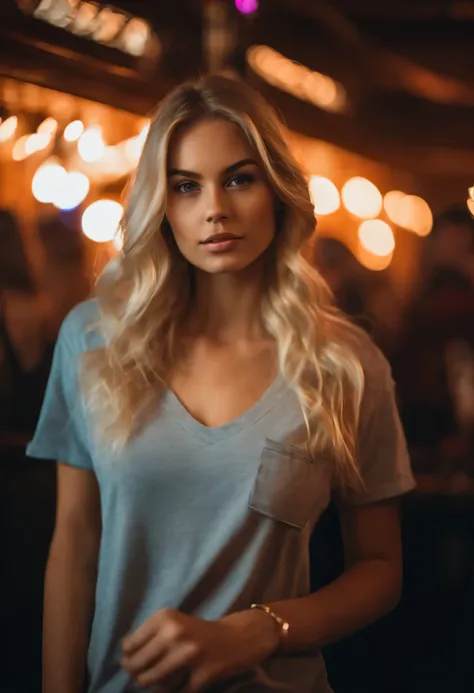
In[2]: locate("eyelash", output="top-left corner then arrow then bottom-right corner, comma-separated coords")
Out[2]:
173,173 -> 255,195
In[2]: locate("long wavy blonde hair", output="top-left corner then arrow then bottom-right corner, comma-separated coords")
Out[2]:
84,74 -> 364,486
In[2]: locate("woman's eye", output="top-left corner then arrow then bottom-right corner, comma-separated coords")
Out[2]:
175,181 -> 199,194
227,173 -> 254,188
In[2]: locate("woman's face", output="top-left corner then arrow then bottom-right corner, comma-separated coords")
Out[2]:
166,118 -> 277,274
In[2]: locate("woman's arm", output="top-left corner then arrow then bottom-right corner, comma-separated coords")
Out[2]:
254,498 -> 402,651
121,499 -> 402,693
43,463 -> 101,693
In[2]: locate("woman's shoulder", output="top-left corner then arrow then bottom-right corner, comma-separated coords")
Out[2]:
59,298 -> 104,354
342,322 -> 393,395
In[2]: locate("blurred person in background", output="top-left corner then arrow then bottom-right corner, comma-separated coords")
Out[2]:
27,75 -> 414,693
394,206 -> 474,491
0,208 -> 54,452
0,208 -> 57,693
313,236 -> 368,322
313,236 -> 402,359
38,213 -> 92,328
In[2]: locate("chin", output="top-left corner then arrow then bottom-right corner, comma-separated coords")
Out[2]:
202,255 -> 262,274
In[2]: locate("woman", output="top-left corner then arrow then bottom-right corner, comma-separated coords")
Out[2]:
27,75 -> 415,693
0,209 -> 54,439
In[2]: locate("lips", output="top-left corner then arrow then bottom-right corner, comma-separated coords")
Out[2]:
201,232 -> 242,244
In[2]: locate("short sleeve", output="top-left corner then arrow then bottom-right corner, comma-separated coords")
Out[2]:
343,356 -> 416,506
26,318 -> 93,470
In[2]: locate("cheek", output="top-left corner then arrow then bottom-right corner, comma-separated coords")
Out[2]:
243,192 -> 276,236
166,203 -> 195,243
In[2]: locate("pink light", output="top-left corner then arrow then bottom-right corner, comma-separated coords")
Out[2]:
235,0 -> 258,14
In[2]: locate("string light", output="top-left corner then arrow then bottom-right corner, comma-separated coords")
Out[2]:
358,219 -> 395,256
37,117 -> 58,136
384,190 -> 406,222
82,200 -> 123,242
32,162 -> 67,203
342,177 -> 382,219
78,126 -> 105,162
384,191 -> 433,236
53,171 -> 90,210
92,7 -> 127,43
64,120 -> 84,142
247,45 -> 348,114
0,116 -> 18,142
25,133 -> 51,155
12,136 -> 31,161
121,18 -> 150,56
308,176 -> 340,215
357,245 -> 393,272
401,195 -> 433,236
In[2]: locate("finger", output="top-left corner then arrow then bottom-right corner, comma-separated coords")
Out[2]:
122,621 -> 156,655
136,643 -> 199,689
121,636 -> 167,676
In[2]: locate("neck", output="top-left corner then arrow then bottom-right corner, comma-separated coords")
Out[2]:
187,262 -> 269,343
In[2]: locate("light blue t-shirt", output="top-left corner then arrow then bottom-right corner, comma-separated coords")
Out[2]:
27,299 -> 415,693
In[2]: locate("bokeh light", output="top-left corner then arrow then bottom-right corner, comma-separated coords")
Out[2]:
70,2 -> 98,34
37,117 -> 58,136
247,45 -> 347,114
92,8 -> 127,43
384,191 -> 432,236
52,171 -> 90,210
402,195 -> 433,236
138,121 -> 150,147
25,132 -> 51,155
12,135 -> 31,161
122,18 -> 150,56
384,190 -> 406,222
32,162 -> 67,203
124,136 -> 143,166
235,0 -> 258,14
358,219 -> 395,256
342,177 -> 383,219
64,119 -> 84,142
467,197 -> 474,217
357,245 -> 393,272
308,176 -> 340,215
78,126 -> 105,162
0,116 -> 18,142
301,72 -> 340,110
82,200 -> 123,242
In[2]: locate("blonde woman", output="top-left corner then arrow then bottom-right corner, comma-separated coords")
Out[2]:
28,75 -> 415,693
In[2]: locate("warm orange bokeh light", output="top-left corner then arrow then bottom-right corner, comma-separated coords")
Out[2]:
308,176 -> 340,215
384,191 -> 432,236
358,219 -> 395,256
357,245 -> 393,271
342,177 -> 382,219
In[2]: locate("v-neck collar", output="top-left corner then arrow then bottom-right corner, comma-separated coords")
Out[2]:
162,374 -> 288,443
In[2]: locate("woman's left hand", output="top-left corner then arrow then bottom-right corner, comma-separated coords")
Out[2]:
121,607 -> 279,692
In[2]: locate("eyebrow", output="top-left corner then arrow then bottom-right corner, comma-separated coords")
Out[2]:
168,158 -> 258,179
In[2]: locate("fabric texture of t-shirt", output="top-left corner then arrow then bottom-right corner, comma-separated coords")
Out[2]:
27,299 -> 415,693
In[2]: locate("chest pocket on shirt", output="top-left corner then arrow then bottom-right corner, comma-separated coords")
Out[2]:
248,439 -> 330,529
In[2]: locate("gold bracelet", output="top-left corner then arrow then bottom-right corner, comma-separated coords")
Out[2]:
250,603 -> 290,645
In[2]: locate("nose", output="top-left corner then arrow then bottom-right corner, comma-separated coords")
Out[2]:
204,183 -> 229,224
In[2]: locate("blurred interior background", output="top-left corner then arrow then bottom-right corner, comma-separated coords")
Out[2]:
0,1 -> 473,691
